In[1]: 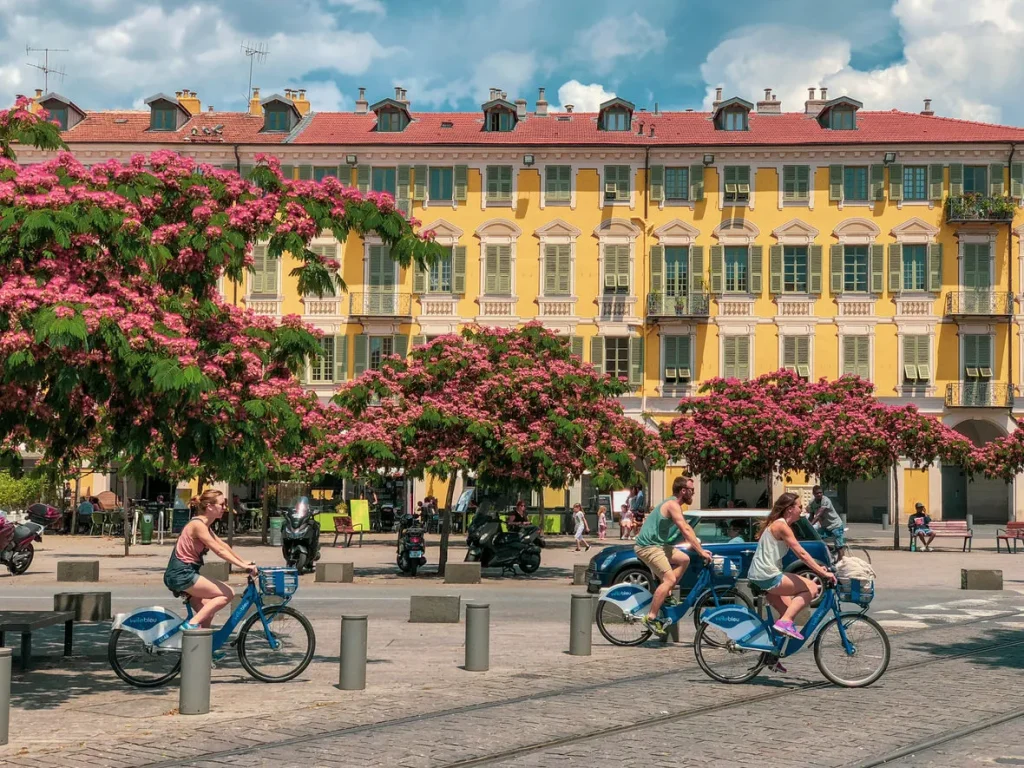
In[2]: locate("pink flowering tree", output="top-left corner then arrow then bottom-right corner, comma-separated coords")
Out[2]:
0,130 -> 445,552
971,429 -> 1022,483
307,324 -> 665,575
0,97 -> 65,160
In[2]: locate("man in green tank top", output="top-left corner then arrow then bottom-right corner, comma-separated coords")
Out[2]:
634,475 -> 712,637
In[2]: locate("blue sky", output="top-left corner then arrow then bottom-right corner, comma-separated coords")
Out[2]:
2,0 -> 1023,125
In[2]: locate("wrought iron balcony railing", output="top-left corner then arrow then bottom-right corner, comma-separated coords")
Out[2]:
945,194 -> 1017,223
945,382 -> 1013,408
646,292 -> 711,319
348,291 -> 413,317
944,291 -> 1014,317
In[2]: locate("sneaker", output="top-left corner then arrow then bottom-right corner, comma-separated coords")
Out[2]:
773,620 -> 804,641
641,615 -> 667,638
925,545 -> 933,552
180,620 -> 200,632
767,658 -> 788,674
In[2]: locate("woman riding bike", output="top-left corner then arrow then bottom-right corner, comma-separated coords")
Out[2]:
163,489 -> 258,630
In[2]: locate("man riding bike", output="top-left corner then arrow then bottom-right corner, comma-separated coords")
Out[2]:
634,476 -> 713,637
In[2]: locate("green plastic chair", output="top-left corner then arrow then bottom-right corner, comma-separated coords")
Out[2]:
89,511 -> 107,537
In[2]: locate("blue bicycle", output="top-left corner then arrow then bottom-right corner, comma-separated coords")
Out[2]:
694,574 -> 890,687
596,556 -> 752,646
108,567 -> 316,687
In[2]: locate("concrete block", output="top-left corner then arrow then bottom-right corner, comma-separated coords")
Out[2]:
57,560 -> 99,583
316,562 -> 354,583
199,561 -> 230,581
444,562 -> 481,584
409,595 -> 461,623
961,569 -> 1002,590
54,592 -> 112,622
573,564 -> 588,586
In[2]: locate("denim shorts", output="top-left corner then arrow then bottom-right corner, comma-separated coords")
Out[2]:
824,526 -> 847,547
163,551 -> 201,596
749,573 -> 784,591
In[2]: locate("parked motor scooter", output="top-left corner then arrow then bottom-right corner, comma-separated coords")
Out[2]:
281,496 -> 321,574
396,512 -> 427,576
464,506 -> 544,575
0,503 -> 60,576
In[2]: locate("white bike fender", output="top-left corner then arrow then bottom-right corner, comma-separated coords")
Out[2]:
598,583 -> 653,615
112,606 -> 184,650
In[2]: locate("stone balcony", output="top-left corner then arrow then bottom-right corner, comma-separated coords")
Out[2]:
245,296 -> 283,317
598,295 -> 639,323
418,294 -> 460,317
536,296 -> 577,318
303,297 -> 343,317
348,291 -> 413,317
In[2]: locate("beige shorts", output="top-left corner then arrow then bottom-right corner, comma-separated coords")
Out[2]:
635,544 -> 682,580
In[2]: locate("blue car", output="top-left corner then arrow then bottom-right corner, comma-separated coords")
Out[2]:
586,509 -> 833,599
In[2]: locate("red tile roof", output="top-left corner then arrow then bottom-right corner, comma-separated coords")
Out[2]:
293,109 -> 1024,147
62,111 -> 293,145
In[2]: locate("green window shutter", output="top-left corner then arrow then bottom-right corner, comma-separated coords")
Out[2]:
664,335 -> 678,381
543,244 -> 558,295
650,245 -> 665,294
689,245 -> 704,292
392,334 -> 409,360
889,163 -> 903,201
796,336 -> 811,379
927,243 -> 943,292
413,260 -> 427,294
769,245 -> 783,294
334,335 -> 348,383
797,165 -> 810,200
1012,163 -> 1024,198
689,164 -> 704,201
888,244 -> 903,293
454,165 -> 468,203
678,336 -> 692,380
617,245 -> 630,289
556,245 -> 571,296
783,166 -> 796,201
782,336 -> 796,370
709,245 -> 724,294
484,245 -> 498,294
722,336 -> 736,379
298,165 -> 313,181
749,245 -> 763,294
857,336 -> 870,378
929,165 -> 945,201
808,245 -> 823,295
497,244 -> 512,294
397,165 -> 411,202
736,336 -> 750,380
250,245 -> 266,294
500,165 -> 513,200
949,163 -> 963,196
280,164 -> 294,180
240,163 -> 255,178
842,336 -> 857,377
264,252 -> 279,295
649,165 -> 664,202
412,335 -> 427,349
916,336 -> 931,382
870,243 -> 885,294
990,164 -> 1006,197
828,164 -> 844,202
356,165 -> 370,194
903,335 -> 918,382
870,164 -> 886,200
591,336 -> 605,372
570,335 -> 584,360
413,165 -> 427,200
628,336 -> 644,387
830,244 -> 844,294
452,245 -> 467,295
353,334 -> 369,376
336,165 -> 345,181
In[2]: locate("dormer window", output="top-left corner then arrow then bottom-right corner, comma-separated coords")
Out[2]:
37,93 -> 85,131
487,110 -> 514,132
265,109 -> 290,132
152,107 -> 177,131
598,97 -> 635,132
712,97 -> 753,131
259,94 -> 302,133
817,97 -> 862,130
49,107 -> 68,130
369,97 -> 411,133
144,93 -> 189,132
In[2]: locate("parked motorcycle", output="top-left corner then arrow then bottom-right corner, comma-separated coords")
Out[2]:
464,507 -> 544,575
1,503 -> 60,576
281,496 -> 321,574
396,513 -> 427,576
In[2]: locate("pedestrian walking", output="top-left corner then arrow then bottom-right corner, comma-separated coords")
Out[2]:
572,503 -> 591,552
597,505 -> 608,540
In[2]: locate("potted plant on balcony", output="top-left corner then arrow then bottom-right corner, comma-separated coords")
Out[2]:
673,295 -> 689,315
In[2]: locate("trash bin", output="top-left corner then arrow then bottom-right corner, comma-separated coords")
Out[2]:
140,512 -> 154,545
269,516 -> 284,547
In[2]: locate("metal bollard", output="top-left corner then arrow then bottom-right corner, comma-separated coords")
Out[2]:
0,647 -> 10,746
881,511 -> 890,531
966,513 -> 974,531
464,603 -> 490,672
339,615 -> 367,690
839,512 -> 848,528
179,628 -> 214,716
569,593 -> 593,656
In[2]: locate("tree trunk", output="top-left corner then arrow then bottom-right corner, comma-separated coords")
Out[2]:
538,487 -> 545,535
892,462 -> 901,551
261,477 -> 270,545
122,476 -> 131,557
438,470 -> 458,577
71,474 -> 80,536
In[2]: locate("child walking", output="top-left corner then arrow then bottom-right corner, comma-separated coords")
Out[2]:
597,505 -> 608,540
572,503 -> 591,552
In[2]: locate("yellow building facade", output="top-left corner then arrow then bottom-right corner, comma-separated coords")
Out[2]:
19,84 -> 1024,523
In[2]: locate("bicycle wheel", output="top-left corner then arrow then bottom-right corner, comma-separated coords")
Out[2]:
595,600 -> 652,646
813,613 -> 890,688
693,622 -> 767,684
237,605 -> 316,683
108,629 -> 181,688
691,587 -> 755,634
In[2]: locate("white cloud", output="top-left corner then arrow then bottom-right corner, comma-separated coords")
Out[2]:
327,0 -> 386,14
556,80 -> 615,113
700,0 -> 1024,124
472,51 -> 537,103
576,13 -> 667,75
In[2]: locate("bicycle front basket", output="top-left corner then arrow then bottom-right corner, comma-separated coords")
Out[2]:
712,555 -> 741,578
837,577 -> 874,607
259,567 -> 299,597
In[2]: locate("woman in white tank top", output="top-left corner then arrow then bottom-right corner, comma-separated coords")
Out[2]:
750,492 -> 836,642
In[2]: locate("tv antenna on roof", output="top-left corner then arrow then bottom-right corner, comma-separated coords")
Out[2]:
241,40 -> 269,103
26,45 -> 68,93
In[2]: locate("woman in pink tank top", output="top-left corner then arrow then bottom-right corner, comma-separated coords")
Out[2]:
163,489 -> 258,630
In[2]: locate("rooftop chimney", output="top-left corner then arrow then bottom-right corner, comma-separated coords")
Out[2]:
514,98 -> 527,118
178,88 -> 201,115
819,86 -> 828,100
654,101 -> 660,116
399,88 -> 410,109
649,124 -> 655,137
565,104 -> 574,113
355,86 -> 368,114
713,86 -> 723,109
804,86 -> 826,115
535,86 -> 548,117
208,105 -> 214,112
394,86 -> 402,101
34,88 -> 42,99
292,88 -> 310,117
921,98 -> 934,116
249,87 -> 262,117
756,87 -> 782,115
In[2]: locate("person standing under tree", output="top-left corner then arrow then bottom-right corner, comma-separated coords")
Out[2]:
572,503 -> 591,552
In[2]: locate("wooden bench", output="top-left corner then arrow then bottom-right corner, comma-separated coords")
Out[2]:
928,520 -> 973,552
0,611 -> 75,670
333,515 -> 364,548
996,521 -> 1024,553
